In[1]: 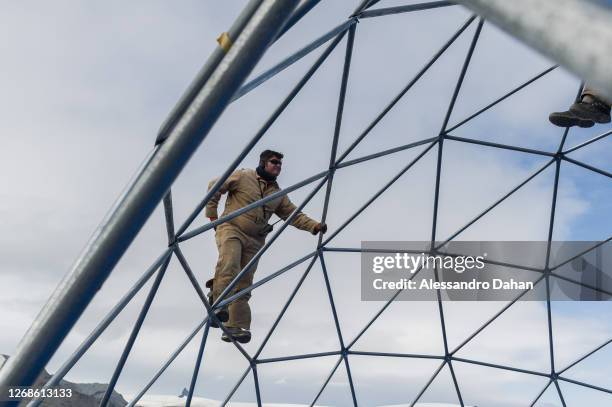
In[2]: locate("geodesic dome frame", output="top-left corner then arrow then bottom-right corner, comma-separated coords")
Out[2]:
5,0 -> 612,406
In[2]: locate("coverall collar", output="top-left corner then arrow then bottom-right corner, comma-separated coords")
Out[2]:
255,170 -> 278,187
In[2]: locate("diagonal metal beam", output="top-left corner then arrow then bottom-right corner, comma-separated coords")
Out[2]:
439,18 -> 484,134
218,250 -> 317,309
409,361 -> 447,407
173,246 -> 252,361
444,134 -> 556,157
126,318 -> 209,407
447,360 -> 465,407
175,27 -> 347,239
155,0 -> 265,145
157,0 -> 323,143
563,129 -> 612,155
319,252 -> 347,348
220,366 -> 252,407
455,0 -> 612,99
317,23 -> 356,250
437,158 -> 554,246
233,19 -> 356,102
358,1 -> 455,18
323,141 -> 436,246
185,322 -> 211,407
257,350 -> 342,364
27,248 -> 173,407
212,175 -> 329,311
252,364 -> 263,407
0,1 -> 301,394
347,289 -> 402,349
430,21 -> 483,406
348,351 -> 443,360
274,0 -> 323,40
446,64 -> 558,133
557,375 -> 612,395
558,339 -> 612,375
309,356 -> 343,407
343,354 -> 359,407
529,379 -> 552,407
543,157 -> 562,382
550,272 -> 612,299
554,379 -> 568,407
336,137 -> 438,169
253,256 -> 319,360
563,155 -> 612,179
556,82 -> 584,153
351,0 -> 382,16
179,170 -> 329,242
450,274 -> 545,355
99,254 -> 172,407
335,15 -> 477,164
452,356 -> 550,378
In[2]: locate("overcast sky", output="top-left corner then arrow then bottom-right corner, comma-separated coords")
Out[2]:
1,1 -> 611,406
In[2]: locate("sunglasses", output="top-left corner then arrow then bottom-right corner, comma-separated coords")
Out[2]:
269,159 -> 283,166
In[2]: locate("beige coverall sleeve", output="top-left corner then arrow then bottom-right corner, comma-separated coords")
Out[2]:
274,195 -> 319,234
205,170 -> 242,218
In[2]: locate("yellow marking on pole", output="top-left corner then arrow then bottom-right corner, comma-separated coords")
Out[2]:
217,32 -> 233,53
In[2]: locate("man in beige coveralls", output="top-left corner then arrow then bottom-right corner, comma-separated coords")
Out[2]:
205,150 -> 327,343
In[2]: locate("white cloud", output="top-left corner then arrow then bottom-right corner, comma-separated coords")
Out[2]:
1,1 -> 610,407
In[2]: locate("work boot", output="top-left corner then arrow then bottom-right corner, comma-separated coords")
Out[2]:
570,98 -> 611,124
221,326 -> 252,344
549,108 -> 594,128
205,279 -> 229,328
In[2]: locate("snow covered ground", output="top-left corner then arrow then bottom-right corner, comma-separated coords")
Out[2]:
131,395 -> 472,407
131,394 -> 325,407
380,404 -> 475,407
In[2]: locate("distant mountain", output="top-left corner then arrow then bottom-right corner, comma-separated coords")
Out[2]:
0,356 -> 472,407
0,354 -> 127,407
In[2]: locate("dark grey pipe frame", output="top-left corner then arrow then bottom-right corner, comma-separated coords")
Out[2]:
335,14 -> 477,164
0,0 -> 301,397
28,0 -> 328,400
563,129 -> 612,154
221,366 -> 251,406
173,247 -> 253,361
185,321 -> 210,407
409,361 -> 447,407
530,380 -> 552,407
446,64 -> 558,133
358,0 -> 455,18
232,18 -> 356,103
99,255 -> 173,407
309,356 -> 343,407
27,248 -> 172,404
154,0 -> 264,145
156,0 -> 324,144
15,0 -> 612,404
178,170 -> 329,242
126,318 -> 211,407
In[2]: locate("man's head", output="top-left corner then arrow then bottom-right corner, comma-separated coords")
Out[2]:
259,149 -> 283,177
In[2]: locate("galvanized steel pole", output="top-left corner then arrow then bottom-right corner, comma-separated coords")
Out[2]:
456,0 -> 612,100
0,0 -> 299,397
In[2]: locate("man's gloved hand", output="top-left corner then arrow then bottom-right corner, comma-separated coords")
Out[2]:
313,222 -> 327,235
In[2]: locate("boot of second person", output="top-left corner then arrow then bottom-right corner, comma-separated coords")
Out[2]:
221,326 -> 251,344
570,95 -> 611,124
